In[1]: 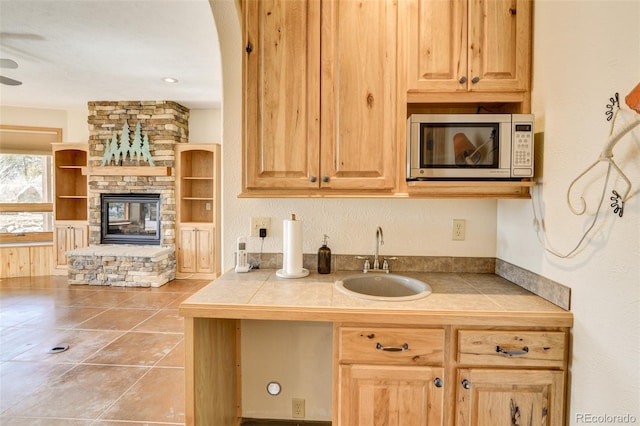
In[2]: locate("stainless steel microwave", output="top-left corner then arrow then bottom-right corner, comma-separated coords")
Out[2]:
407,114 -> 534,179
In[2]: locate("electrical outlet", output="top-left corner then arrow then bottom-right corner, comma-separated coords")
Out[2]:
292,398 -> 305,418
452,219 -> 466,241
250,217 -> 271,237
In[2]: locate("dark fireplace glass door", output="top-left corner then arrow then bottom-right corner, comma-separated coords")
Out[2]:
101,193 -> 161,245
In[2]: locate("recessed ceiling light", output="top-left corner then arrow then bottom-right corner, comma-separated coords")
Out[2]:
163,77 -> 179,84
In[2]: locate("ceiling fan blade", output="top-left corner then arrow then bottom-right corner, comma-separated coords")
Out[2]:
0,59 -> 19,69
0,75 -> 22,86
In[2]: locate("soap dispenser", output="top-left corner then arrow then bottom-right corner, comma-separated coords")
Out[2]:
317,234 -> 331,274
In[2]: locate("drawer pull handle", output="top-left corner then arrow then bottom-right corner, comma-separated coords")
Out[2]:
496,345 -> 529,356
376,342 -> 409,352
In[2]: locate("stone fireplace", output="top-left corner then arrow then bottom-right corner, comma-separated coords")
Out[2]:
67,101 -> 189,287
87,101 -> 189,246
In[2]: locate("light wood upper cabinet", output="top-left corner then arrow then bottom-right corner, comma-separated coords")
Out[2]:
319,0 -> 397,190
406,0 -> 532,97
242,0 -> 397,194
243,0 -> 320,190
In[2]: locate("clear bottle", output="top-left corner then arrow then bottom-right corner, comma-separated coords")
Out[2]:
317,234 -> 331,274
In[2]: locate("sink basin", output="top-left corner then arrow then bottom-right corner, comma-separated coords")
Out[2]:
335,273 -> 432,301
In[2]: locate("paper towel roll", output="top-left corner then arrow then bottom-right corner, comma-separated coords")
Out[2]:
277,215 -> 309,278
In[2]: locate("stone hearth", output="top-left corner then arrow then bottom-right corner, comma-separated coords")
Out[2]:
67,245 -> 175,287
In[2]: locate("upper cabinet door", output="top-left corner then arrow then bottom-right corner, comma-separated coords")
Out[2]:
320,0 -> 397,190
468,0 -> 532,92
406,0 -> 531,94
406,0 -> 467,92
243,0 -> 321,190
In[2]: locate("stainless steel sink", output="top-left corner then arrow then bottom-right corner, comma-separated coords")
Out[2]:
335,273 -> 432,301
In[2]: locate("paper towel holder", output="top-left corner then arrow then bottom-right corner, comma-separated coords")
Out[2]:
276,213 -> 309,279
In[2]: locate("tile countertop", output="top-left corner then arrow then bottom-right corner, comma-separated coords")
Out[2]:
178,270 -> 574,328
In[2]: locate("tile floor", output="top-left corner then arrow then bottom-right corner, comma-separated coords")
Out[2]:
0,275 -> 210,425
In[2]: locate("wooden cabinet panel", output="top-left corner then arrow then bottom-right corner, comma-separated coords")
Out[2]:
406,0 -> 466,92
339,364 -> 444,426
406,0 -> 531,95
320,0 -> 397,190
339,327 -> 444,366
458,330 -> 567,368
456,368 -> 564,426
178,224 -> 214,274
468,0 -> 532,92
0,245 -> 53,278
54,222 -> 88,269
243,0 -> 320,190
242,0 -> 396,194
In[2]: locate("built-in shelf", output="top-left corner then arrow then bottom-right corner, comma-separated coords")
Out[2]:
82,166 -> 172,176
175,144 -> 221,278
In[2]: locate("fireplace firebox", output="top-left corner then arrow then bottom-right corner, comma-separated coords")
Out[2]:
100,193 -> 161,245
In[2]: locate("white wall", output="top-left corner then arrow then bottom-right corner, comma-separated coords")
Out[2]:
0,105 -> 220,143
498,1 -> 640,423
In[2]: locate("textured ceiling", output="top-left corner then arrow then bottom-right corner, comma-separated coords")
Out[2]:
0,0 -> 222,110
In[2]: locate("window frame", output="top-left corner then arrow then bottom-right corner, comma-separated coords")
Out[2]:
0,125 -> 61,244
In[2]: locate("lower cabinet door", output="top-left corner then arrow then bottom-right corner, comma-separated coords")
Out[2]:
178,225 -> 214,273
456,368 -> 565,426
338,364 -> 444,426
54,223 -> 88,268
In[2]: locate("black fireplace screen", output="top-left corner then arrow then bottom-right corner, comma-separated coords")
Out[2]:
100,193 -> 161,245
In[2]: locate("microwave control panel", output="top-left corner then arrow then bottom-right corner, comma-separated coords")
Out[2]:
512,123 -> 533,176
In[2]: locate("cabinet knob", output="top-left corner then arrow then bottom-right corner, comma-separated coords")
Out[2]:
322,176 -> 329,183
245,42 -> 253,54
434,377 -> 444,388
309,176 -> 317,183
459,76 -> 467,84
461,379 -> 471,389
471,76 -> 480,84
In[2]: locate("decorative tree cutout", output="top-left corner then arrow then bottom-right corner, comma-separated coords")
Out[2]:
100,121 -> 155,166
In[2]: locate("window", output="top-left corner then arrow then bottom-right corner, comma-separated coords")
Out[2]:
0,125 -> 60,243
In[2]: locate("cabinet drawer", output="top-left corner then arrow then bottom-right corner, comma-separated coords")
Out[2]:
339,327 -> 444,366
458,330 -> 567,368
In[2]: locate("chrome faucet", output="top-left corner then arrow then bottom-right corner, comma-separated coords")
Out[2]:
373,226 -> 383,270
356,226 -> 397,273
